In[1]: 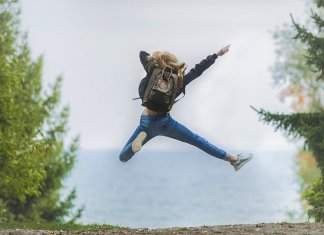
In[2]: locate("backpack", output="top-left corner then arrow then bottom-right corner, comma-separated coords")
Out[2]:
136,62 -> 185,113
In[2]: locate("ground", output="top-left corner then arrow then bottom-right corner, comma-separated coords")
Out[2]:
1,222 -> 324,235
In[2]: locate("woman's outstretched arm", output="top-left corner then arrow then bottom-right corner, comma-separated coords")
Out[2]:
182,45 -> 230,87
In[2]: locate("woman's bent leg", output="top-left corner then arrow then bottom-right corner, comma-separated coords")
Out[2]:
162,118 -> 229,161
119,125 -> 152,162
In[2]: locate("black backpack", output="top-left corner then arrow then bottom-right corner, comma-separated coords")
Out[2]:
134,63 -> 185,113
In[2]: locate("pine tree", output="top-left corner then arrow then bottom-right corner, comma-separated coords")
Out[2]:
0,0 -> 81,222
253,0 -> 324,221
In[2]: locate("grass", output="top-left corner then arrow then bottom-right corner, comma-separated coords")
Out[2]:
0,222 -> 126,232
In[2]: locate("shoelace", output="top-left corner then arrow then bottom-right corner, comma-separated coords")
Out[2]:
236,153 -> 244,163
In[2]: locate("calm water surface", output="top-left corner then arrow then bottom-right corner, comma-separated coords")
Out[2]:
63,149 -> 302,228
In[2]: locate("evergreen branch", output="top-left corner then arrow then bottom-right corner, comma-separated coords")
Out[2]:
253,106 -> 324,142
290,13 -> 324,81
314,0 -> 324,8
310,9 -> 324,32
249,105 -> 260,113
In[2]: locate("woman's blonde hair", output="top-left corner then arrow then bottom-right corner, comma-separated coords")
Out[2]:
146,51 -> 186,89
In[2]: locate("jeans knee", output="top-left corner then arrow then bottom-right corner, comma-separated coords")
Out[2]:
195,134 -> 209,145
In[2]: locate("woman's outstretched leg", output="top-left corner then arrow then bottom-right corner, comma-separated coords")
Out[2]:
161,116 -> 253,170
119,125 -> 152,162
161,117 -> 233,160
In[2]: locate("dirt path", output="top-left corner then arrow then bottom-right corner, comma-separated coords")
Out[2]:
1,222 -> 324,235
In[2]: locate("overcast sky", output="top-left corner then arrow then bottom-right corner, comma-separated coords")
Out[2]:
20,0 -> 307,153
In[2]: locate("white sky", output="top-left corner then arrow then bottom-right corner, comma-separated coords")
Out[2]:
20,0 -> 307,153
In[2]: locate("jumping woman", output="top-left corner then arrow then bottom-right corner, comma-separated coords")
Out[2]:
119,45 -> 253,171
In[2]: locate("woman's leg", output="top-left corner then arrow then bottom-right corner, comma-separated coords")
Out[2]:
119,125 -> 152,162
119,114 -> 170,162
161,117 -> 230,161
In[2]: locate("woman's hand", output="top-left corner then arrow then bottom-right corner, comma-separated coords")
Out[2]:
216,44 -> 231,57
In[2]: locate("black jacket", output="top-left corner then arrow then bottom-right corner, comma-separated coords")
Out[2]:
138,50 -> 218,99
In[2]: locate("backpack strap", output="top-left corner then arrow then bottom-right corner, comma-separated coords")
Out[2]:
173,66 -> 186,103
174,87 -> 185,104
132,63 -> 156,101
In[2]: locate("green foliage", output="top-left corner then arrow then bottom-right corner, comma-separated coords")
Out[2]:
0,0 -> 81,222
0,200 -> 14,222
303,178 -> 324,221
295,151 -> 321,193
254,0 -> 324,222
0,222 -> 124,232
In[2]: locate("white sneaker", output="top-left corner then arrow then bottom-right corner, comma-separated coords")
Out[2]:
231,153 -> 253,171
132,131 -> 147,153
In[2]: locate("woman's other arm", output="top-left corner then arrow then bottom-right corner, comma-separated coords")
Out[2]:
183,44 -> 230,87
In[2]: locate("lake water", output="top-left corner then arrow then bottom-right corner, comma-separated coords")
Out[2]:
62,149 -> 302,228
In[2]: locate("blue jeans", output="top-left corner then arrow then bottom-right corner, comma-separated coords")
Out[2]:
119,113 -> 229,162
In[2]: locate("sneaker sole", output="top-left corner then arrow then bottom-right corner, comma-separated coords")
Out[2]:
132,131 -> 147,153
235,156 -> 253,171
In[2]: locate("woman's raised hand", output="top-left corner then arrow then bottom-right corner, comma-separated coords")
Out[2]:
216,44 -> 231,57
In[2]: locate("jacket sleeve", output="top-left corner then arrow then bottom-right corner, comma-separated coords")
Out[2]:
183,53 -> 218,87
139,51 -> 150,71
